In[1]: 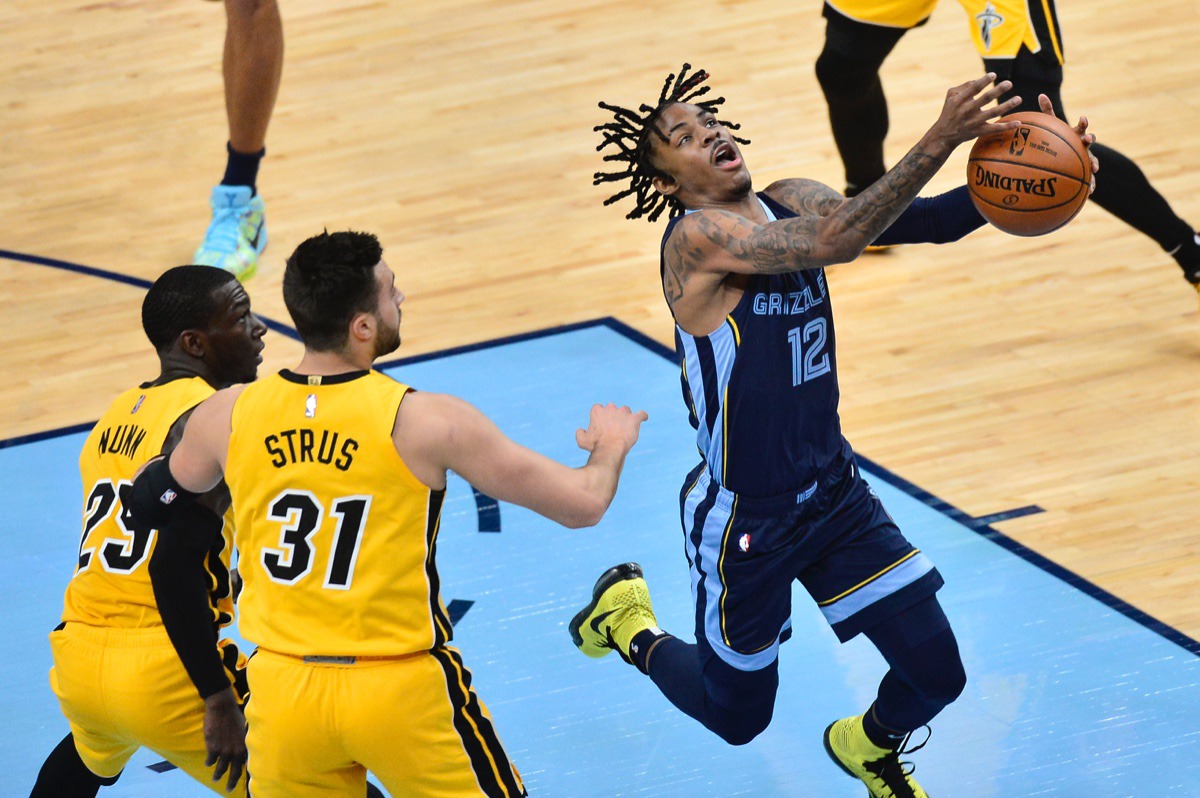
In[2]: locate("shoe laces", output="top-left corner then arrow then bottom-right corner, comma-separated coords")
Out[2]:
202,205 -> 247,254
867,726 -> 931,797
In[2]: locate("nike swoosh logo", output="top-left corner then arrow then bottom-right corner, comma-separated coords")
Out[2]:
589,609 -> 618,635
248,220 -> 264,250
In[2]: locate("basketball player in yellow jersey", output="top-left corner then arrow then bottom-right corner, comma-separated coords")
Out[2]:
129,230 -> 649,797
30,265 -> 266,797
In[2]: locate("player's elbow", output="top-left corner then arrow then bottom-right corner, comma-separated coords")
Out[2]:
560,494 -> 610,529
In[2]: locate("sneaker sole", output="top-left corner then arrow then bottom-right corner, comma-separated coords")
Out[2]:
568,562 -> 643,650
822,721 -> 858,780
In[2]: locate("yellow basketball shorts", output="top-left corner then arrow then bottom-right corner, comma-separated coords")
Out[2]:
824,0 -> 1064,62
48,622 -> 248,795
245,646 -> 526,797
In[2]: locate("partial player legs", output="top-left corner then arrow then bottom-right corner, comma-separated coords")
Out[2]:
569,563 -> 778,746
194,0 -> 282,280
824,596 -> 965,798
815,11 -> 908,195
223,0 -> 282,156
245,649 -> 525,798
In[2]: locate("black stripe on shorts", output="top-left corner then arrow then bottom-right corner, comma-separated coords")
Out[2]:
431,647 -> 526,797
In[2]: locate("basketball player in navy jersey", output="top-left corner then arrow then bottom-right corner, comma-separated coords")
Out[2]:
572,66 -> 1092,798
814,0 -> 1200,303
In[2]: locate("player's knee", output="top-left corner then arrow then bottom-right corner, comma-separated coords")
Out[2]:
714,714 -> 771,746
709,698 -> 774,746
914,637 -> 967,708
929,657 -> 967,707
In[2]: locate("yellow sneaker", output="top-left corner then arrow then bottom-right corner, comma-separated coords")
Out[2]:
823,715 -> 930,798
569,562 -> 659,665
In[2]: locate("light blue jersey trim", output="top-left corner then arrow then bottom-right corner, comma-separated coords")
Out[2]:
684,468 -> 788,672
677,197 -> 777,486
818,551 -> 936,626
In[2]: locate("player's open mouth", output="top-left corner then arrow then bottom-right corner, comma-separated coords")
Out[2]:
713,141 -> 740,169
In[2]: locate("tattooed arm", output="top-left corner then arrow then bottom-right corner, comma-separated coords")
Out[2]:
668,75 -> 1023,281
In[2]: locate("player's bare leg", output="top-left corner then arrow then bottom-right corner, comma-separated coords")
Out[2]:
194,0 -> 284,281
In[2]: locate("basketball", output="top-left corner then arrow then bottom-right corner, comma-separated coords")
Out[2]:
966,111 -> 1091,237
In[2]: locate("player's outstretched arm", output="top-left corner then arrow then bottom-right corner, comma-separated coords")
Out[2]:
394,392 -> 648,529
673,75 -> 1024,277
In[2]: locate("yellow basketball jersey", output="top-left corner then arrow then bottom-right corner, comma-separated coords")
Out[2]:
64,377 -> 237,630
225,369 -> 451,657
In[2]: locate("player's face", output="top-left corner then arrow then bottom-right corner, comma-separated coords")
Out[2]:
649,103 -> 751,205
371,259 -> 403,358
205,281 -> 267,386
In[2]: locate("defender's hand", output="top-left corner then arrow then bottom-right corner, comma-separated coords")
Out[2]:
204,688 -> 247,793
575,403 -> 649,454
1038,93 -> 1099,194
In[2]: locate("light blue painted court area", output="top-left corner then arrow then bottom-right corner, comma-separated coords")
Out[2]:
4,320 -> 1199,796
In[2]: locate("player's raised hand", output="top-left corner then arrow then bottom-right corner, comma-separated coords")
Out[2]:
576,403 -> 649,454
1038,93 -> 1099,194
929,74 -> 1023,151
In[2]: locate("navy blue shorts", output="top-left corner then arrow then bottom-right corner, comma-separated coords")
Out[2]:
678,449 -> 942,673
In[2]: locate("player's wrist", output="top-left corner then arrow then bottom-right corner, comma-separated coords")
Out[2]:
204,685 -> 239,709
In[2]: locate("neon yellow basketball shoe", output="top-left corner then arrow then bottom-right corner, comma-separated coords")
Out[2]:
569,562 -> 660,666
824,715 -> 930,798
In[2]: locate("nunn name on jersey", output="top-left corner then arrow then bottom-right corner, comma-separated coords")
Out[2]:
97,424 -> 147,459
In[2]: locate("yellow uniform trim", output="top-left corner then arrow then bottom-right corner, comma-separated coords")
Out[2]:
716,496 -> 739,647
818,550 -> 921,607
1038,0 -> 1064,63
726,315 -> 741,346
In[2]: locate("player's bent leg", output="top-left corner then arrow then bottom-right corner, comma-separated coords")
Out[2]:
47,625 -> 140,783
29,733 -> 120,798
824,597 -> 963,798
345,649 -> 526,797
647,635 -> 778,746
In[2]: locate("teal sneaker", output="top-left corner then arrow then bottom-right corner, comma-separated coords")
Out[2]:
193,185 -> 266,281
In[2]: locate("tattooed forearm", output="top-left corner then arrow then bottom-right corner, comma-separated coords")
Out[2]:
834,150 -> 941,242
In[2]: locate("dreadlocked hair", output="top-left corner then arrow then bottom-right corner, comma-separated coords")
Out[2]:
593,63 -> 750,222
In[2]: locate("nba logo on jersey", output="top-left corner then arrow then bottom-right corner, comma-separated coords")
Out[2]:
130,394 -> 145,414
159,489 -> 177,505
305,394 -> 317,418
739,533 -> 751,553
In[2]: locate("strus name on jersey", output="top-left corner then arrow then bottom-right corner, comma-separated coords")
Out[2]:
752,276 -> 827,316
264,428 -> 359,471
96,424 -> 147,459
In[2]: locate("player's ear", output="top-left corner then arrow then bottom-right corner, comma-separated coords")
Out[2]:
178,330 -> 207,359
652,174 -> 680,197
349,311 -> 375,345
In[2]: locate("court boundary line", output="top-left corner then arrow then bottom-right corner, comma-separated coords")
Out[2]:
0,248 -> 301,342
4,314 -> 1196,658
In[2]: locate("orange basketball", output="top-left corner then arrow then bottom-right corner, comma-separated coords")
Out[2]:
967,111 -> 1091,237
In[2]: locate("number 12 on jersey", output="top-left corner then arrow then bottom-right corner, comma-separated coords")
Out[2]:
788,317 -> 831,387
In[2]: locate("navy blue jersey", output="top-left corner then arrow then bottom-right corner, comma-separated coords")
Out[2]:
661,192 -> 847,498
